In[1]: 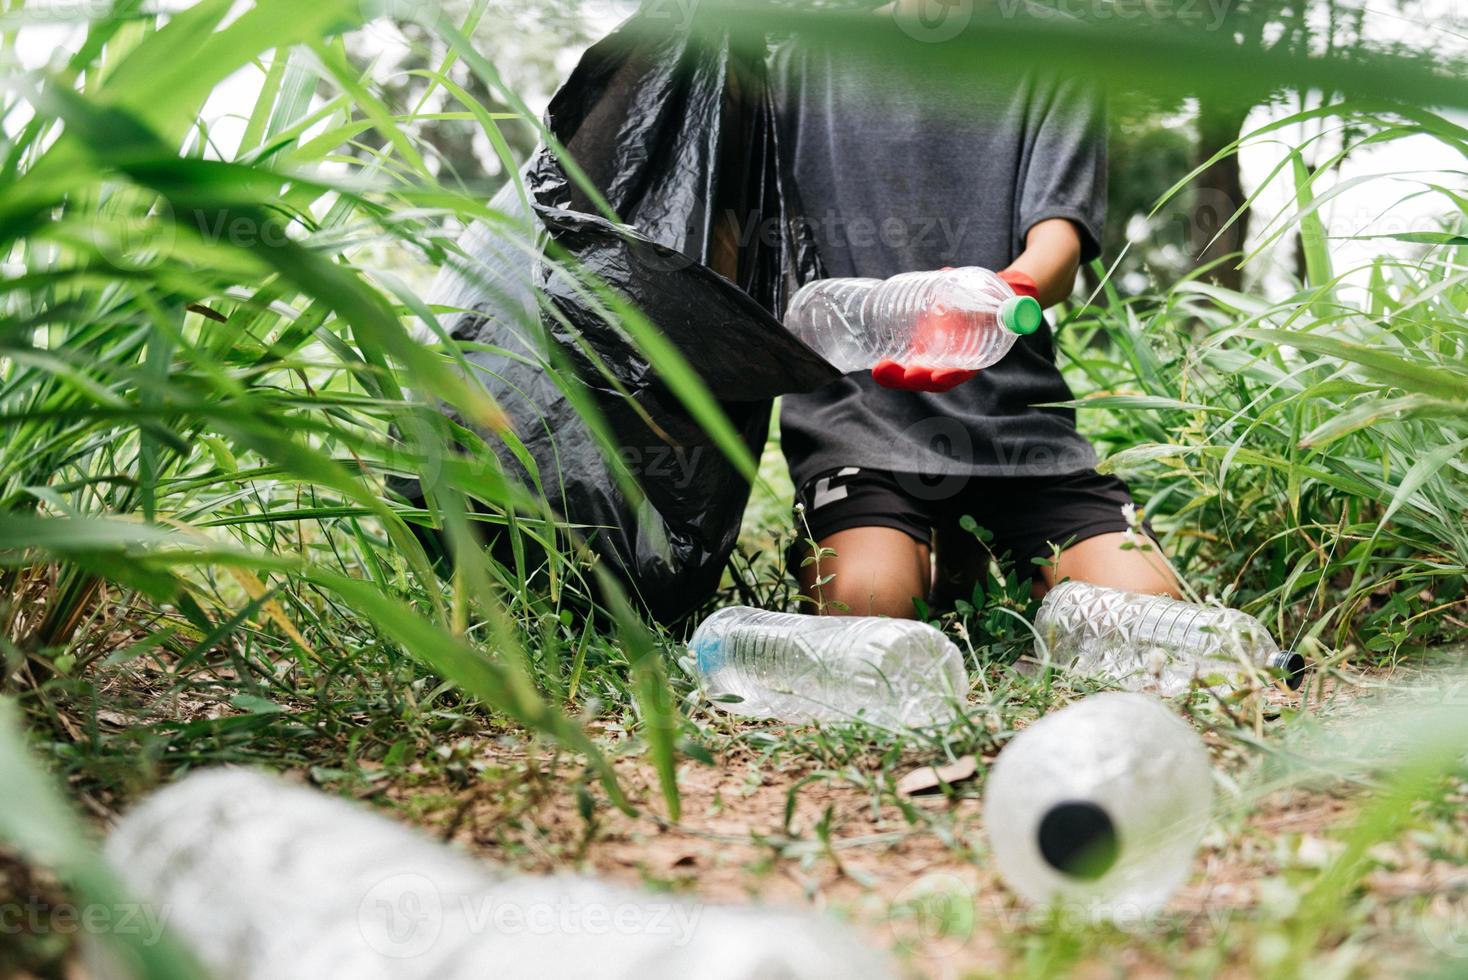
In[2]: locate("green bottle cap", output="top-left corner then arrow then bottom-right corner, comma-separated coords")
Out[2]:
999,295 -> 1043,335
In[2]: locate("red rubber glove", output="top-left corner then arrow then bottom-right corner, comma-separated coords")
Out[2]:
871,268 -> 1041,392
998,268 -> 1040,299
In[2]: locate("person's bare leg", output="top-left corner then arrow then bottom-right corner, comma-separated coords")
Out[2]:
1041,531 -> 1181,597
798,526 -> 931,618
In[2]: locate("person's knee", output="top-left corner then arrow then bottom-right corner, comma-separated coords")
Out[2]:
800,559 -> 923,617
1048,531 -> 1181,597
813,577 -> 924,618
798,531 -> 930,617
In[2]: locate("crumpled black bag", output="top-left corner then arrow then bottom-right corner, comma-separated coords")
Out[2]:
399,7 -> 838,623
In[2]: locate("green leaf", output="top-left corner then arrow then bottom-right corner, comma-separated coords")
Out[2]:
0,700 -> 204,979
592,564 -> 682,822
1246,329 -> 1468,401
229,694 -> 286,715
1300,394 -> 1468,447
1291,151 -> 1334,311
1347,231 -> 1468,246
1048,394 -> 1225,413
1377,437 -> 1468,527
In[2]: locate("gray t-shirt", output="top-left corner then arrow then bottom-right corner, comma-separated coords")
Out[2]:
772,38 -> 1106,488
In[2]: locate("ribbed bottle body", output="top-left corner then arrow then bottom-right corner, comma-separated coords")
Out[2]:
1035,581 -> 1304,695
784,267 -> 1030,372
690,607 -> 967,726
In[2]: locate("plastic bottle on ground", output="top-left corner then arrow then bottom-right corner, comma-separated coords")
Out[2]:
1034,580 -> 1307,696
783,267 -> 1044,373
983,692 -> 1214,921
89,768 -> 894,980
688,606 -> 968,727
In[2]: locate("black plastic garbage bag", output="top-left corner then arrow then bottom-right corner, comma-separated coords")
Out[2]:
397,7 -> 838,623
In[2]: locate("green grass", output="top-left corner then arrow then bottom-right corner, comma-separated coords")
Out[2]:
1,1 -> 1467,976
1054,104 -> 1468,661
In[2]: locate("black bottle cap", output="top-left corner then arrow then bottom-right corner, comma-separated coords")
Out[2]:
1037,800 -> 1120,880
1270,650 -> 1308,690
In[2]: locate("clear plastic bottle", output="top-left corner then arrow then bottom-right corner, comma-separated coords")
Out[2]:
782,267 -> 1044,373
983,692 -> 1214,921
1034,581 -> 1307,696
688,606 -> 967,727
91,769 -> 894,980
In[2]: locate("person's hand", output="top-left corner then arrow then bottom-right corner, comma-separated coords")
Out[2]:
870,359 -> 976,392
870,268 -> 1041,393
997,268 -> 1040,299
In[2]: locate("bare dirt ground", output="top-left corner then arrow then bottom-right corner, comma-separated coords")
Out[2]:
11,652 -> 1465,978
375,671 -> 1468,978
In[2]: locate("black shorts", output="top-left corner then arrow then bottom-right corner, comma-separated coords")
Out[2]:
791,465 -> 1150,588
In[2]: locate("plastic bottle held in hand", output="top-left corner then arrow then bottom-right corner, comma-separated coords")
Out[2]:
984,692 -> 1213,921
689,606 -> 968,726
1035,581 -> 1307,696
783,267 -> 1044,373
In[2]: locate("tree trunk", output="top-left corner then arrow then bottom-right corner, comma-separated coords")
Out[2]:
1192,99 -> 1254,290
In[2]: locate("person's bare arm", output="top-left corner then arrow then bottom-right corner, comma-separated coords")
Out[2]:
1004,218 -> 1083,308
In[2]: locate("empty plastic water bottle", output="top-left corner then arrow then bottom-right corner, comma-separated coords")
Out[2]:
983,692 -> 1214,921
1034,581 -> 1307,696
783,267 -> 1044,373
688,606 -> 967,727
90,769 -> 894,980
